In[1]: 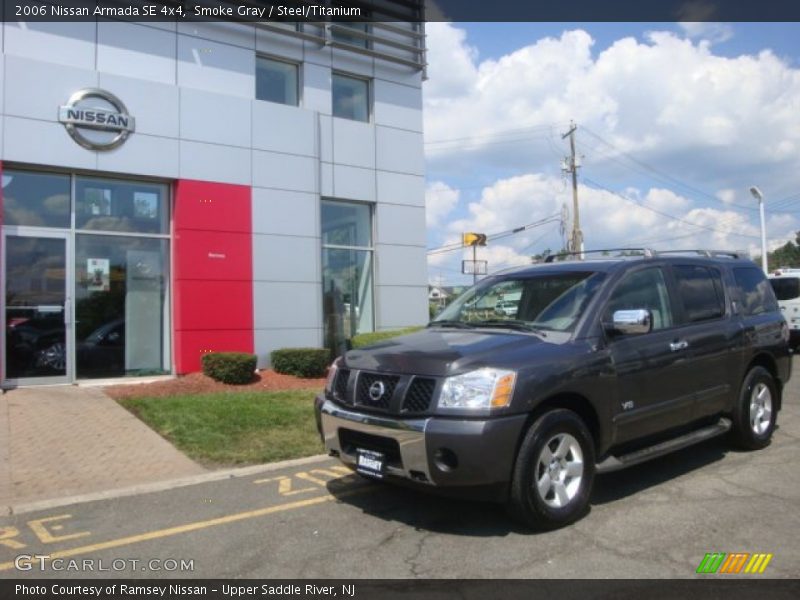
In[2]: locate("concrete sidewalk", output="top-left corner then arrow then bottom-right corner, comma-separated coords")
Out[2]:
0,386 -> 206,513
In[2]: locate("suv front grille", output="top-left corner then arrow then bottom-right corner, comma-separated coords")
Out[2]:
402,377 -> 436,413
355,373 -> 399,410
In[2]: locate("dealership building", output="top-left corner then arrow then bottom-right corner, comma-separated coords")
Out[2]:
0,10 -> 428,386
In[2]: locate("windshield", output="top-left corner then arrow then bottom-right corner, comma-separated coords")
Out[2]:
770,277 -> 800,301
433,271 -> 605,332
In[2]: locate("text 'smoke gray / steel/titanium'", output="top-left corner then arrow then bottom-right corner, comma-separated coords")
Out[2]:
317,250 -> 790,529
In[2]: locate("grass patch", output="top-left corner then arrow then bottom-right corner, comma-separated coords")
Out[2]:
119,389 -> 322,466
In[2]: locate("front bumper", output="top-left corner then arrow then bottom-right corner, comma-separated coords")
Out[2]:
316,396 -> 527,487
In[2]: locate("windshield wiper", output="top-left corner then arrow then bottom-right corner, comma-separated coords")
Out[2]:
473,319 -> 548,336
428,320 -> 477,329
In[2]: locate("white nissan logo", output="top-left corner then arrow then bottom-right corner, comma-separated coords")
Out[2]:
58,88 -> 135,151
368,381 -> 386,402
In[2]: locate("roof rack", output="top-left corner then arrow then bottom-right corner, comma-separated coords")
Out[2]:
543,248 -> 745,263
544,248 -> 654,263
655,250 -> 743,259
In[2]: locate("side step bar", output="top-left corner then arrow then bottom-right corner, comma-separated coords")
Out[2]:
596,417 -> 732,474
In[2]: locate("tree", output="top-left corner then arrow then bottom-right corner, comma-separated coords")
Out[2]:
765,231 -> 800,271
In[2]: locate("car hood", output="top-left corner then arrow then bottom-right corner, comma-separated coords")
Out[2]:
343,327 -> 551,377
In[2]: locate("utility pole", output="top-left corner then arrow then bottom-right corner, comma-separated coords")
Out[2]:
562,121 -> 583,257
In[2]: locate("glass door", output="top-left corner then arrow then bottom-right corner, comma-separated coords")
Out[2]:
3,231 -> 72,385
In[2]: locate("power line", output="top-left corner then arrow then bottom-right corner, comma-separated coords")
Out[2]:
580,126 -> 759,212
424,124 -> 560,146
582,177 -> 761,240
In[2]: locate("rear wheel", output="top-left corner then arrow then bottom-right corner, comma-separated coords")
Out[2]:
507,409 -> 595,530
731,366 -> 777,450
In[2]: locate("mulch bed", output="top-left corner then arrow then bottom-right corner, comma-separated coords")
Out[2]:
105,370 -> 326,400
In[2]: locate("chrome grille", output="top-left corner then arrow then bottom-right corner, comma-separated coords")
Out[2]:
355,373 -> 399,410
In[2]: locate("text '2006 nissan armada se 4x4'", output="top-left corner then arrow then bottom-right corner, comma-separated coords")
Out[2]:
314,249 -> 791,529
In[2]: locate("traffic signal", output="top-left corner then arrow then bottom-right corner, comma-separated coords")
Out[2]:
462,232 -> 487,246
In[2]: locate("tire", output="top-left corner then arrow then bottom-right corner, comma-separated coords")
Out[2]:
507,409 -> 595,530
731,366 -> 778,450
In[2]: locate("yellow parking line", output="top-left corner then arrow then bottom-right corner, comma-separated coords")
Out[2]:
0,486 -> 372,572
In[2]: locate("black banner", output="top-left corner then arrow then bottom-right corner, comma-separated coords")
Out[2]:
2,0 -> 800,23
3,580 -> 800,600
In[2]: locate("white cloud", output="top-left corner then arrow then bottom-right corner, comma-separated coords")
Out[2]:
425,181 -> 459,227
423,24 -> 800,194
426,172 -> 800,280
678,22 -> 734,44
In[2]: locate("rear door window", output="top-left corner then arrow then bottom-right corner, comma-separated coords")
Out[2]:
737,268 -> 779,315
769,277 -> 800,301
673,265 -> 725,322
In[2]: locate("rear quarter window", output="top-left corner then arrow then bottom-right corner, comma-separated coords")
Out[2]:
735,267 -> 779,315
769,277 -> 800,301
673,265 -> 725,322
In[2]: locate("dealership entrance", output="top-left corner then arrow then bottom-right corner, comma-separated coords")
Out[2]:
2,168 -> 171,386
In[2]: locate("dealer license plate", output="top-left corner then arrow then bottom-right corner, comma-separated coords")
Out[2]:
356,449 -> 385,479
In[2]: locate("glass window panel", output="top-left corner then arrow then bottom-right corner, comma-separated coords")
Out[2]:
605,268 -> 674,331
322,248 -> 374,354
1,170 -> 70,228
256,57 -> 299,106
739,268 -> 780,315
673,265 -> 725,322
74,234 -> 169,378
5,236 -> 67,378
75,177 -> 168,234
322,201 -> 372,247
331,22 -> 369,49
332,73 -> 369,122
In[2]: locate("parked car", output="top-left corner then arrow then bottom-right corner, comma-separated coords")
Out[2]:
494,300 -> 519,316
315,250 -> 790,529
769,268 -> 800,348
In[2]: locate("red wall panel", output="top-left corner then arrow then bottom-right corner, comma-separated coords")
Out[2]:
173,230 -> 252,281
173,179 -> 253,374
173,179 -> 251,233
174,280 -> 253,331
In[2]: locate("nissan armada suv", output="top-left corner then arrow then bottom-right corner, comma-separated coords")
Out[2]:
315,250 -> 790,529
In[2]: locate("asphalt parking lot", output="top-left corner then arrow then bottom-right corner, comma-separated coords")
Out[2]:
1,364 -> 799,579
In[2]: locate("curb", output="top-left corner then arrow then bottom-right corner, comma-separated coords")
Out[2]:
3,454 -> 331,516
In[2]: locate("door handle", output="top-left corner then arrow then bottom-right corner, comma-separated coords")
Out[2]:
669,340 -> 689,352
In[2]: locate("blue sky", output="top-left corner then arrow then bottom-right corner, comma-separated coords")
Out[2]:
423,22 -> 800,286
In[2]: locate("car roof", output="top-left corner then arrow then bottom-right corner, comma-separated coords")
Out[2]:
493,255 -> 758,278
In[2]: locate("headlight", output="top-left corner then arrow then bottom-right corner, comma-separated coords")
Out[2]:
325,357 -> 341,393
438,368 -> 517,410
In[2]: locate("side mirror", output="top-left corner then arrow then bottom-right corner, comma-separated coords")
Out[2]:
609,309 -> 652,335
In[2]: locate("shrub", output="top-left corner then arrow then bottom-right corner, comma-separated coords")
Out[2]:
351,327 -> 423,349
271,348 -> 331,378
201,352 -> 257,385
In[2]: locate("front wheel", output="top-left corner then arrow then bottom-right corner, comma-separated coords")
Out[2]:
731,366 -> 778,450
507,409 -> 595,530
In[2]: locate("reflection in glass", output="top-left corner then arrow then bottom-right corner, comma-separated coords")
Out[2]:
1,170 -> 70,228
75,234 -> 169,378
75,177 -> 168,234
5,237 -> 67,378
323,248 -> 374,355
332,73 -> 369,122
321,201 -> 371,247
256,56 -> 299,106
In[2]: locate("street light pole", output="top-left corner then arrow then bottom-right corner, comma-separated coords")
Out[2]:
750,186 -> 768,273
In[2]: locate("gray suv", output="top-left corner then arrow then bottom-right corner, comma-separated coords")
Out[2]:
314,251 -> 790,529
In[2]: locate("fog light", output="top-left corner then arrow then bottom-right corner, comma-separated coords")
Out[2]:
434,448 -> 458,472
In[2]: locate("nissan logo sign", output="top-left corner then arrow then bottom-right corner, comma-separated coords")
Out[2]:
58,88 -> 135,151
368,381 -> 386,402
